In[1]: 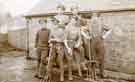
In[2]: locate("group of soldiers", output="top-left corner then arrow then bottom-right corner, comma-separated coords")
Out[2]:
34,3 -> 112,82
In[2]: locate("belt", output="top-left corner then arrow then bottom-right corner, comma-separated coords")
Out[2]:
51,42 -> 64,45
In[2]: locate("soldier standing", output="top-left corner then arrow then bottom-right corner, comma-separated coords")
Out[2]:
80,18 -> 91,60
65,5 -> 87,77
35,19 -> 50,79
80,18 -> 95,80
64,15 -> 83,79
45,4 -> 69,82
89,12 -> 111,78
71,7 -> 87,72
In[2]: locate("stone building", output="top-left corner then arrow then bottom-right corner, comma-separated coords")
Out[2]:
23,0 -> 135,80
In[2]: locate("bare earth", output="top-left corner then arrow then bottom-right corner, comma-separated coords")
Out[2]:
0,51 -> 39,82
0,51 -> 131,82
0,51 -> 88,82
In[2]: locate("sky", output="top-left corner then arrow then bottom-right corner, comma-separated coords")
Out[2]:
0,0 -> 110,16
0,0 -> 39,16
0,0 -> 134,16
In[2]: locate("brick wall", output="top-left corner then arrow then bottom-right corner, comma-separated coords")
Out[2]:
100,11 -> 135,74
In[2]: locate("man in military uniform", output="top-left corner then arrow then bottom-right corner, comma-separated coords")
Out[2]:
80,18 -> 96,80
45,4 -> 69,82
64,15 -> 83,80
35,19 -> 50,79
89,12 -> 112,78
80,18 -> 91,60
65,5 -> 87,78
71,5 -> 86,63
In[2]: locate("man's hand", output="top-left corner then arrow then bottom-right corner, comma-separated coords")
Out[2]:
33,47 -> 37,51
49,43 -> 53,47
87,36 -> 92,40
75,44 -> 79,48
68,48 -> 72,56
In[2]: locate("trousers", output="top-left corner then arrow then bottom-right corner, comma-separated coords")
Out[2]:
36,47 -> 49,77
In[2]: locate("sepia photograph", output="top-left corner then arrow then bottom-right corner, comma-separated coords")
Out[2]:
0,0 -> 135,82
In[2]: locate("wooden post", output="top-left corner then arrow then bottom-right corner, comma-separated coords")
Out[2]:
25,18 -> 32,60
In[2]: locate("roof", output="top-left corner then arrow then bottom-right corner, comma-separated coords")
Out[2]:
24,0 -> 135,18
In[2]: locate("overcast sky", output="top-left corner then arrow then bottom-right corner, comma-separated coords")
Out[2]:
0,0 -> 134,16
0,0 -> 39,16
0,0 -> 110,16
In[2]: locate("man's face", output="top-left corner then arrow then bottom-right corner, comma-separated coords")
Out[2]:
92,13 -> 98,19
57,8 -> 64,14
39,20 -> 46,28
72,8 -> 78,15
47,18 -> 54,27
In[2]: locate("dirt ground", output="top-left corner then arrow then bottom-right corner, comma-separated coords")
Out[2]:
0,51 -> 39,82
0,51 -> 132,82
0,51 -> 89,82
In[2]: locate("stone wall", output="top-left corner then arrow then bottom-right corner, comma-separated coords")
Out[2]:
0,33 -> 8,42
8,28 -> 27,50
8,27 -> 40,51
100,11 -> 135,75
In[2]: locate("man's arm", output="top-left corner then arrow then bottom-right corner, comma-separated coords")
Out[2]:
102,28 -> 112,39
75,29 -> 82,48
102,24 -> 112,39
48,31 -> 56,43
35,32 -> 39,48
64,26 -> 73,55
64,27 -> 70,49
81,31 -> 92,40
